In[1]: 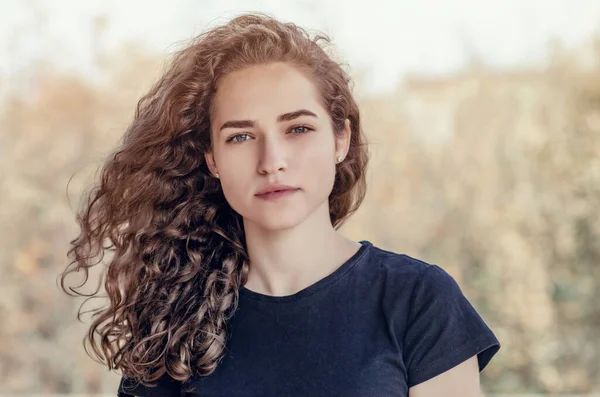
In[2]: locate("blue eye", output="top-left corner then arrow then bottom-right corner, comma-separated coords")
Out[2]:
290,125 -> 313,134
229,134 -> 250,143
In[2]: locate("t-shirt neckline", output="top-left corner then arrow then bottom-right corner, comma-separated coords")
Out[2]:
239,240 -> 372,303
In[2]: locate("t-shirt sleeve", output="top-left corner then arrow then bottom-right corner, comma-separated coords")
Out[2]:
403,264 -> 501,388
117,373 -> 182,397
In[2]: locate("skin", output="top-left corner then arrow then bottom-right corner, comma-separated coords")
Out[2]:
204,61 -> 483,395
409,355 -> 482,396
205,61 -> 361,297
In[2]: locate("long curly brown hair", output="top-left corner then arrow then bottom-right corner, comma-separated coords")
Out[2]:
60,12 -> 370,388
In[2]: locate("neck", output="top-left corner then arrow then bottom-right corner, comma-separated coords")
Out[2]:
241,200 -> 361,297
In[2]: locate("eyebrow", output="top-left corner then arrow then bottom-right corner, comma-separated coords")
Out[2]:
219,109 -> 318,131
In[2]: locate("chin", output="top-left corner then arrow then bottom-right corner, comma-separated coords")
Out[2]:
255,214 -> 305,231
241,207 -> 308,232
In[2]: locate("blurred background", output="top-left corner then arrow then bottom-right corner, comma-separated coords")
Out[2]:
1,0 -> 600,395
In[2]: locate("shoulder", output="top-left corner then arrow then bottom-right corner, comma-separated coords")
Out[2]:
373,242 -> 474,307
365,243 -> 454,316
366,244 -> 502,386
366,242 -> 476,329
367,242 -> 442,288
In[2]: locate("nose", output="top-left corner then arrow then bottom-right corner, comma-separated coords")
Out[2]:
257,135 -> 287,176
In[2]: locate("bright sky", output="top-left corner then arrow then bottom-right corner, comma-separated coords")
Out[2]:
1,0 -> 599,93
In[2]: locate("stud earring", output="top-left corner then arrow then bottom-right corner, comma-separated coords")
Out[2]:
215,173 -> 219,178
337,156 -> 343,163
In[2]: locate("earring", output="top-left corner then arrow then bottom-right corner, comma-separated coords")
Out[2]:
215,173 -> 219,178
337,156 -> 343,163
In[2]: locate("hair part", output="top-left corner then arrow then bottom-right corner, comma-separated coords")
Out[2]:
60,12 -> 370,389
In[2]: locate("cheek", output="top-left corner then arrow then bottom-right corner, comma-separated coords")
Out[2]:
300,130 -> 335,164
218,166 -> 253,207
299,143 -> 336,191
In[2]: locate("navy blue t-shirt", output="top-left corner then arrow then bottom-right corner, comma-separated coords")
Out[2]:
118,240 -> 500,396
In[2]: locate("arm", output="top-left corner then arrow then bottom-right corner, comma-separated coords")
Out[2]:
409,355 -> 482,397
401,264 -> 500,390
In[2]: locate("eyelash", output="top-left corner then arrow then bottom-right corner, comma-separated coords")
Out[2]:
225,125 -> 314,144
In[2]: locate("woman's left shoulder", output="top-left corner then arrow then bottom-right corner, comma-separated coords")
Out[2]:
367,243 -> 441,284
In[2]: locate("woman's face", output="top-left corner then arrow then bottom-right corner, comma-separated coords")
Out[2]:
206,61 -> 350,231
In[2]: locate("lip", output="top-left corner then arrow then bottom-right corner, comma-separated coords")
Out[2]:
256,188 -> 300,201
255,184 -> 299,196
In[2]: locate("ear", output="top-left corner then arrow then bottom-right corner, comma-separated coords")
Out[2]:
335,118 -> 352,160
204,152 -> 218,177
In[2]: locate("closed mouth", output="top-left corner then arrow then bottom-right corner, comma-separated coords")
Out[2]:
258,188 -> 298,196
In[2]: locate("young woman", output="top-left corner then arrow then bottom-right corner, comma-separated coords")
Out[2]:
61,12 -> 500,397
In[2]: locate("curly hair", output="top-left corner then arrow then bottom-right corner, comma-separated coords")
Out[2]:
60,12 -> 370,388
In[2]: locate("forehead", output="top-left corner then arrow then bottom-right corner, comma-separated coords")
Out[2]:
211,62 -> 325,121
